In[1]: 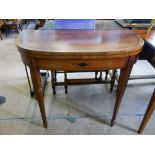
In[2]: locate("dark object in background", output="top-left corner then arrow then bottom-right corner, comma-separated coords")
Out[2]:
0,31 -> 2,40
0,96 -> 6,105
126,19 -> 152,23
3,19 -> 22,37
115,19 -> 154,30
35,19 -> 46,29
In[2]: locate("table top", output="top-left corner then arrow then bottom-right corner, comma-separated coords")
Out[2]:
16,30 -> 144,57
134,30 -> 155,49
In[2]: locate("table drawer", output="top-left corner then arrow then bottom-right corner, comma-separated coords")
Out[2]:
36,58 -> 128,71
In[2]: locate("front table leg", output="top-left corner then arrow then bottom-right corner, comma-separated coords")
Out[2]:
111,56 -> 136,126
30,62 -> 47,128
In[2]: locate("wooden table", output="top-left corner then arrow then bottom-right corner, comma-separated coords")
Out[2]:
115,19 -> 155,29
16,30 -> 144,128
133,30 -> 155,133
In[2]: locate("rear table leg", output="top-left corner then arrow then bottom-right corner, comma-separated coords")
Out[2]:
51,71 -> 56,94
64,72 -> 68,94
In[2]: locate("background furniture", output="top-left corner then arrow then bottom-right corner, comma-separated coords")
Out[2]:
25,19 -> 46,29
3,19 -> 22,37
0,20 -> 4,40
133,30 -> 155,133
109,29 -> 155,133
16,30 -> 144,128
35,19 -> 46,29
112,20 -> 155,83
138,89 -> 155,134
115,19 -> 154,29
25,19 -> 37,29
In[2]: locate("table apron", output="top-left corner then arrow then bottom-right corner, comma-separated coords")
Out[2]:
34,57 -> 129,71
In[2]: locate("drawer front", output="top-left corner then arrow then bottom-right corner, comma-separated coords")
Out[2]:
36,58 -> 128,71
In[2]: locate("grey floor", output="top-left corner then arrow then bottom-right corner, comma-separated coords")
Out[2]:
0,20 -> 155,135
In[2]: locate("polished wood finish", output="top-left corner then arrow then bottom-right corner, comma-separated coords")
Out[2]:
29,59 -> 47,128
111,57 -> 137,126
16,30 -> 144,128
0,20 -> 3,26
134,30 -> 155,47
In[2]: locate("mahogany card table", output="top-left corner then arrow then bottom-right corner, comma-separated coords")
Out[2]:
16,30 -> 144,128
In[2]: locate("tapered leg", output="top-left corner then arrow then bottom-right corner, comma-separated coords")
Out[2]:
111,56 -> 136,126
95,71 -> 98,79
30,62 -> 47,128
54,71 -> 57,82
105,70 -> 108,80
99,72 -> 102,80
110,69 -> 117,93
64,72 -> 68,94
138,89 -> 155,134
51,71 -> 56,94
25,65 -> 35,98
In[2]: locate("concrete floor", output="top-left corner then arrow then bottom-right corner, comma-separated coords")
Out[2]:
0,20 -> 155,134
